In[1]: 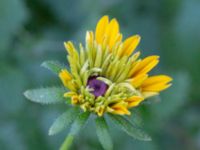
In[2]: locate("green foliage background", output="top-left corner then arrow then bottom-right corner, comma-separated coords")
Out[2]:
0,0 -> 200,149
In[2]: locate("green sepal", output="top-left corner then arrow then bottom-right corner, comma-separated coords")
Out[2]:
95,117 -> 113,150
41,60 -> 66,74
24,87 -> 67,104
108,114 -> 151,141
49,107 -> 80,135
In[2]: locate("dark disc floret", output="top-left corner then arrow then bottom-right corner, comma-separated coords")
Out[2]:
87,76 -> 108,97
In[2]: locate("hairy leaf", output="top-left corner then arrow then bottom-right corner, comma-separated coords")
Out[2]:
24,87 -> 66,104
69,111 -> 90,136
95,117 -> 113,150
41,60 -> 66,74
49,107 -> 80,135
108,114 -> 151,141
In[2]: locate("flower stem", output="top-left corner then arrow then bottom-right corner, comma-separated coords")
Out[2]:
59,134 -> 74,150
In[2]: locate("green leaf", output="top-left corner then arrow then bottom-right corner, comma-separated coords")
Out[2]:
24,87 -> 67,104
49,107 -> 80,136
108,114 -> 151,141
69,111 -> 90,136
59,112 -> 90,150
41,60 -> 66,74
95,117 -> 113,150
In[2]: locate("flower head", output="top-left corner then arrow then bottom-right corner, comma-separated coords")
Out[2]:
59,16 -> 172,116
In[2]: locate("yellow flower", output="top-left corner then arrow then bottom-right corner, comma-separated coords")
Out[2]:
59,15 -> 172,116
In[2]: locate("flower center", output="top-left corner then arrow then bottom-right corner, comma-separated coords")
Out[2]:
87,76 -> 108,97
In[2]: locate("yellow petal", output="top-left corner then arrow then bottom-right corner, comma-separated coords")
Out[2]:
126,96 -> 144,102
128,60 -> 141,77
130,55 -> 159,77
121,35 -> 141,57
128,101 -> 141,108
136,56 -> 159,71
125,96 -> 144,108
142,75 -> 172,92
106,18 -> 120,49
142,75 -> 172,87
111,33 -> 123,53
95,15 -> 109,44
59,69 -> 72,86
110,102 -> 130,115
138,59 -> 159,75
142,83 -> 172,92
128,74 -> 148,88
116,33 -> 123,43
142,92 -> 158,98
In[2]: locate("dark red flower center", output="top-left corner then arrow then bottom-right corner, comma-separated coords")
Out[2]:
87,76 -> 108,97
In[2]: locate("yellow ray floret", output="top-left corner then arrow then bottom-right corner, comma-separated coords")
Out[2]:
105,18 -> 119,49
95,15 -> 109,44
95,16 -> 141,55
130,55 -> 159,77
59,69 -> 72,87
109,101 -> 131,115
119,35 -> 141,57
125,96 -> 144,108
142,92 -> 158,99
141,75 -> 172,92
95,16 -> 122,50
128,74 -> 148,88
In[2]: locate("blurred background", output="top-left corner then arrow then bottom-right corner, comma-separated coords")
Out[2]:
0,0 -> 200,149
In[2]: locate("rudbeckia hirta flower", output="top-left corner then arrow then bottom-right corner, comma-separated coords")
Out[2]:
24,16 -> 172,150
59,15 -> 172,116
